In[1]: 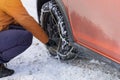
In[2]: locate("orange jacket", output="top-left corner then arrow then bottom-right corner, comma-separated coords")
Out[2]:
0,0 -> 48,43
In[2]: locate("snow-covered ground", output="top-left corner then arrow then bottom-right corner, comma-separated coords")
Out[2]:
1,0 -> 120,80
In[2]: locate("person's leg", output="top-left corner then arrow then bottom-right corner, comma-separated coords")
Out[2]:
0,25 -> 33,78
0,30 -> 33,63
0,29 -> 33,78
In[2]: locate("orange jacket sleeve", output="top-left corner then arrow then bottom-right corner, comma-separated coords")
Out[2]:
3,0 -> 48,44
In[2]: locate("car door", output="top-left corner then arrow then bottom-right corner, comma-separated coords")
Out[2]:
66,0 -> 120,63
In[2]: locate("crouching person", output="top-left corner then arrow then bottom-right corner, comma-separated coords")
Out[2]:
0,0 -> 49,78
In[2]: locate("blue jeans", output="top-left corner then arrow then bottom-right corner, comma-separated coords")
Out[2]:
0,25 -> 33,63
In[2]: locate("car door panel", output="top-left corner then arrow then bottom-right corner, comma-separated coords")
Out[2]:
65,0 -> 120,63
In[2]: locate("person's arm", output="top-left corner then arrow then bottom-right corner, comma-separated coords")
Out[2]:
3,0 -> 48,44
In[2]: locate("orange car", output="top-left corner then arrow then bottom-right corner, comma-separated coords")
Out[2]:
37,0 -> 120,70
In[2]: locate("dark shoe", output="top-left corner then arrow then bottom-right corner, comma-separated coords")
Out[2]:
0,64 -> 14,78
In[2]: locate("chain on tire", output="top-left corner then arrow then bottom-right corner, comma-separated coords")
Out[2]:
40,1 -> 78,60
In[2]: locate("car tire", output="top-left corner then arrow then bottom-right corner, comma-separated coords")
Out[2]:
40,1 -> 78,60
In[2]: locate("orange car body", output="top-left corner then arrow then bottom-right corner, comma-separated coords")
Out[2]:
62,0 -> 120,64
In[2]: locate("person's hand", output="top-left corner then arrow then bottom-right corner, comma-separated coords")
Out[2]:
46,39 -> 56,47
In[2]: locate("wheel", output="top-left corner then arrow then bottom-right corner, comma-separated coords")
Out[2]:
40,1 -> 77,60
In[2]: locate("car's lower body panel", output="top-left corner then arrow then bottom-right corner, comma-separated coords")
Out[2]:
67,0 -> 120,64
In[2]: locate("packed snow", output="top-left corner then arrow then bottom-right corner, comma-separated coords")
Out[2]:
0,0 -> 120,80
